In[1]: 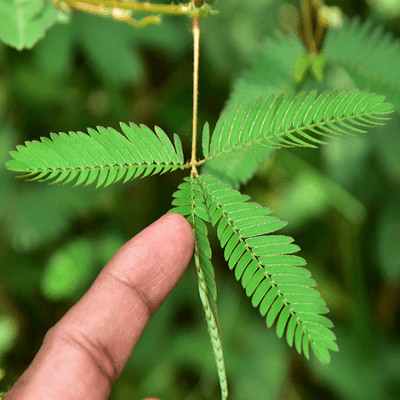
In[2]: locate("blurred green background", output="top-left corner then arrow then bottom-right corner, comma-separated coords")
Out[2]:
1,0 -> 400,399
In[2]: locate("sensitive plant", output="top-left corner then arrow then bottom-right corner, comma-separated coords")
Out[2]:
1,0 -> 398,399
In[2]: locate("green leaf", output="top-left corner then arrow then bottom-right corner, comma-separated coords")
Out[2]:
294,51 -> 326,83
294,53 -> 311,83
6,124 -> 185,186
198,174 -> 338,364
324,17 -> 400,111
0,0 -> 63,50
311,53 -> 326,81
170,176 -> 228,400
202,122 -> 210,159
205,29 -> 305,189
227,30 -> 305,108
173,133 -> 184,164
204,90 -> 394,162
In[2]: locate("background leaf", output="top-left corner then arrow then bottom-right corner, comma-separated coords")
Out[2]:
226,30 -> 304,108
0,0 -> 64,50
324,17 -> 400,111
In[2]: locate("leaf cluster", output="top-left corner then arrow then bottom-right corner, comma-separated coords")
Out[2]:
5,81 -> 394,397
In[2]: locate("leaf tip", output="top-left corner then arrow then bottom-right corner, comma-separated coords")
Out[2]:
5,158 -> 28,172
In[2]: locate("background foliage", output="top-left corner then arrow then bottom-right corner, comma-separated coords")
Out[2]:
1,0 -> 400,399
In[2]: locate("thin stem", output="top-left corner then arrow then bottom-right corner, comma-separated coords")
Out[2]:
314,15 -> 326,51
53,0 -> 218,21
191,16 -> 200,167
301,0 -> 317,54
57,0 -> 194,15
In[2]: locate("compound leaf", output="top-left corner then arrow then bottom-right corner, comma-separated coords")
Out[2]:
204,90 -> 393,162
170,176 -> 228,400
198,174 -> 338,364
6,124 -> 185,187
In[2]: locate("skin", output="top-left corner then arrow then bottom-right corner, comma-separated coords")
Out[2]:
5,213 -> 195,400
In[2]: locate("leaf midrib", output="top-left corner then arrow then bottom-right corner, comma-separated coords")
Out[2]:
20,161 -> 185,174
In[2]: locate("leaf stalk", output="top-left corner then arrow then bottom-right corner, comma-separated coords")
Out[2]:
191,16 -> 200,167
52,0 -> 217,26
301,0 -> 316,54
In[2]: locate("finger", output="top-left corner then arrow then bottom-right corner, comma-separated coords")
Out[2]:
5,213 -> 194,400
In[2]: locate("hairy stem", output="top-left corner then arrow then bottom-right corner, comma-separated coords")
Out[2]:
191,16 -> 200,166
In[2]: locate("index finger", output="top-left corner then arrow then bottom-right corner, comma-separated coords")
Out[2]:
5,213 -> 194,400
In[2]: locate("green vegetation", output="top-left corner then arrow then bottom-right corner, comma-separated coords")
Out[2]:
1,0 -> 400,399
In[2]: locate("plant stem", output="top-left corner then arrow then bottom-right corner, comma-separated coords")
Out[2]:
191,16 -> 200,169
314,15 -> 326,51
58,0 -> 193,15
54,0 -> 218,22
301,0 -> 316,54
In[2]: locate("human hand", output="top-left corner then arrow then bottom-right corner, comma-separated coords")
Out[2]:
5,213 -> 194,400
